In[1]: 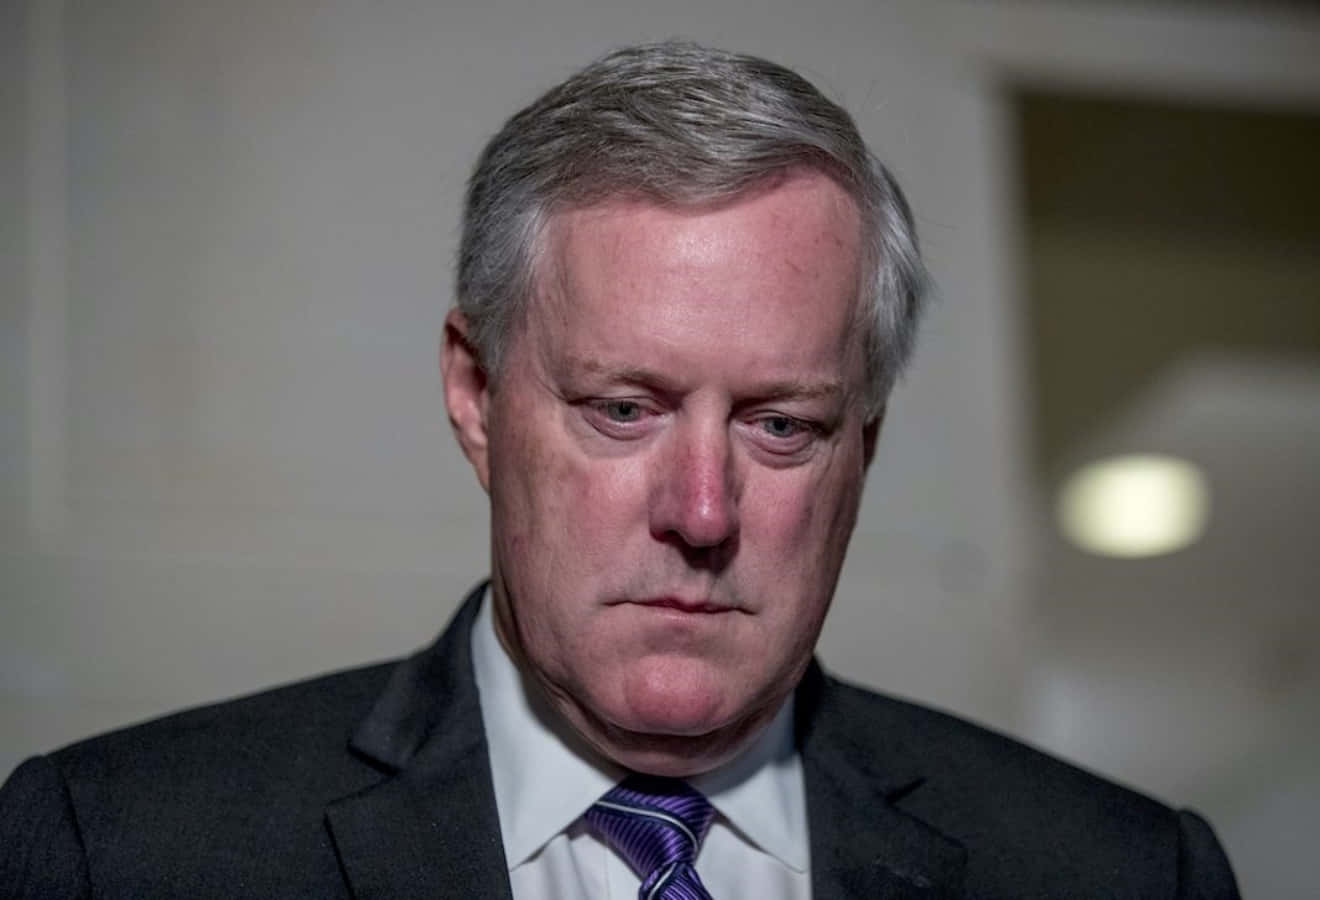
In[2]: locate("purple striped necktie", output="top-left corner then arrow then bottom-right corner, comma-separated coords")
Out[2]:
584,775 -> 717,900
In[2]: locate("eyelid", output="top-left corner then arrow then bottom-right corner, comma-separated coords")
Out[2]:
580,396 -> 663,436
600,398 -> 644,419
744,411 -> 822,455
749,406 -> 822,431
758,413 -> 807,433
588,396 -> 657,414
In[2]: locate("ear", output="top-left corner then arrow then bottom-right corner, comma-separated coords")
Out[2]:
441,309 -> 492,493
862,406 -> 885,472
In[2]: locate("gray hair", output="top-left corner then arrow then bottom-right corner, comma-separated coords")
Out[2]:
456,40 -> 928,414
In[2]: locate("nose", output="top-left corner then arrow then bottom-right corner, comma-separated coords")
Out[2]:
650,419 -> 740,552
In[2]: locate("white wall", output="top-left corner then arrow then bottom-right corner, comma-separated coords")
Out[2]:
3,0 -> 1036,755
5,2 -> 1318,895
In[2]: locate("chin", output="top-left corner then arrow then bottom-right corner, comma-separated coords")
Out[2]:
571,666 -> 780,775
614,657 -> 743,734
588,714 -> 757,778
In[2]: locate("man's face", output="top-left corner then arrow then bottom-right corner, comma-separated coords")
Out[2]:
444,170 -> 876,776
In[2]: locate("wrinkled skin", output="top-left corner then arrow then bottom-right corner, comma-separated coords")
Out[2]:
443,169 -> 878,776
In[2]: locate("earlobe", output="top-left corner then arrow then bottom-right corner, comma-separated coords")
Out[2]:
441,309 -> 492,492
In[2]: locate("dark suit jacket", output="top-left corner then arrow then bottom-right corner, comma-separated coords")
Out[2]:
2,586 -> 1239,898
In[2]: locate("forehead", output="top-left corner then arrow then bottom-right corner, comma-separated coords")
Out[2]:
544,171 -> 861,286
527,172 -> 866,385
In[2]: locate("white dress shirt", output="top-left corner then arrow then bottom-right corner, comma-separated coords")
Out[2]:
470,591 -> 813,899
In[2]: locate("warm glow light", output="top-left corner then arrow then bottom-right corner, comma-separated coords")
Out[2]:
1057,454 -> 1209,558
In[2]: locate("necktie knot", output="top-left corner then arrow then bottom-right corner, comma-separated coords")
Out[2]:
585,775 -> 716,900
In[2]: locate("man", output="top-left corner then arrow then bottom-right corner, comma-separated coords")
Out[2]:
1,41 -> 1237,898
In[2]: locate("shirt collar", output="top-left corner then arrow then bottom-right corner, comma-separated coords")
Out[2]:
693,696 -> 807,872
470,588 -> 807,873
471,588 -> 621,870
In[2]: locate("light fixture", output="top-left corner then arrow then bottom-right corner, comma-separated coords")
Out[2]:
1057,454 -> 1210,558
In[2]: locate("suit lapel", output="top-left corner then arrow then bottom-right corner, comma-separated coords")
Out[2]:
324,591 -> 965,899
798,664 -> 967,899
325,586 -> 514,900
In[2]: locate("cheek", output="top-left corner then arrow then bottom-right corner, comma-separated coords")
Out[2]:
489,405 -> 647,579
759,456 -> 861,556
742,446 -> 864,619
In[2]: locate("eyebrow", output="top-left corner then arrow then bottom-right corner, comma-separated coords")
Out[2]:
561,356 -> 844,403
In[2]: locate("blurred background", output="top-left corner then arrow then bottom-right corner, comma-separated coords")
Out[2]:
3,1 -> 1317,894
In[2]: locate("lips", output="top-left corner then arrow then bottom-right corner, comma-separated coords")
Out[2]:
632,596 -> 735,614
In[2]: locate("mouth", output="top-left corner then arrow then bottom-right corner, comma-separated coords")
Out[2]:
628,596 -> 738,614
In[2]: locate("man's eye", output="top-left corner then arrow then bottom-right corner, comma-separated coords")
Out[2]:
762,415 -> 804,439
598,400 -> 644,423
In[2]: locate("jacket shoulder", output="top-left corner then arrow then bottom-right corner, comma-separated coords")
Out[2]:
2,660 -> 400,898
46,660 -> 398,796
820,673 -> 1161,800
812,674 -> 1239,898
0,755 -> 91,897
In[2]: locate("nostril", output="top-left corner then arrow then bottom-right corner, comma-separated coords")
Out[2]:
662,530 -> 739,574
